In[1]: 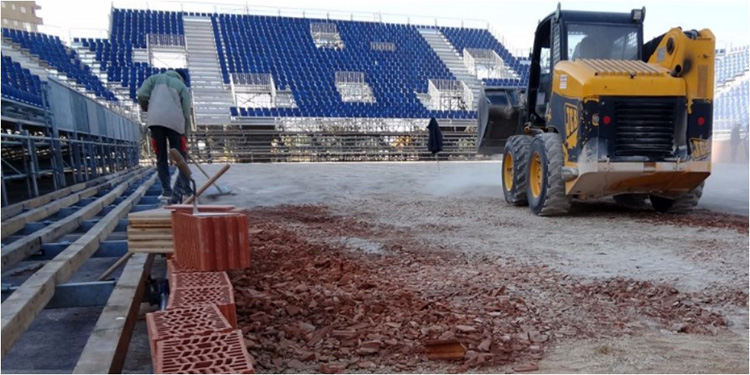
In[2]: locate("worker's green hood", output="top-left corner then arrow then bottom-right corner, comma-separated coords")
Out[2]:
165,70 -> 184,82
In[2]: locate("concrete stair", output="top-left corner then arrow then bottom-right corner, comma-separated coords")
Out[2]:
183,16 -> 234,126
418,29 -> 483,109
2,39 -> 56,79
69,43 -> 142,115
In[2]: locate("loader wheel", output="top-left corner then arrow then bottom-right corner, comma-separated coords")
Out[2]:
527,133 -> 571,216
501,135 -> 532,205
650,182 -> 704,214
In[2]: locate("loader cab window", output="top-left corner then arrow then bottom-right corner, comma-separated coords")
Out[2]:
537,46 -> 552,115
567,23 -> 640,60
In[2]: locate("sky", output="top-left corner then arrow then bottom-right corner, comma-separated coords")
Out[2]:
35,0 -> 750,53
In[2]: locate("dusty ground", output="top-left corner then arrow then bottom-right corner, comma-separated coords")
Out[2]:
195,161 -> 748,373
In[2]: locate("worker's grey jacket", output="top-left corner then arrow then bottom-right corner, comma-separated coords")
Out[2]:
136,71 -> 191,135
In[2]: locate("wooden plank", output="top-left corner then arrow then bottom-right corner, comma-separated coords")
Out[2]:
127,209 -> 172,230
127,217 -> 171,222
127,228 -> 172,236
1,170 -> 140,239
0,169 -> 151,269
127,207 -> 171,218
127,233 -> 173,240
0,204 -> 24,220
127,235 -> 173,242
128,247 -> 174,254
126,241 -> 173,248
0,172 -> 157,359
1,195 -> 80,237
127,222 -> 172,228
126,227 -> 172,234
73,253 -> 154,374
1,185 -> 78,220
1,168 -> 137,221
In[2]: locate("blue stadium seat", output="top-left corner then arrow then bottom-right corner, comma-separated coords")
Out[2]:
86,9 -> 188,101
439,27 -> 529,86
2,28 -> 117,102
73,8 -> 746,125
1,55 -> 44,107
212,14 -> 471,119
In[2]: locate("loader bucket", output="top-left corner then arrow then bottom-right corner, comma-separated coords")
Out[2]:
476,88 -> 524,155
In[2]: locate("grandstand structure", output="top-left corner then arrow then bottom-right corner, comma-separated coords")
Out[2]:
61,6 -> 531,162
1,28 -> 141,205
713,45 -> 749,136
2,3 -> 749,196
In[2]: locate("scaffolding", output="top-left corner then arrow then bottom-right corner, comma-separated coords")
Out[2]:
230,73 -> 276,108
335,72 -> 376,103
427,79 -> 473,111
1,77 -> 141,206
463,48 -> 518,80
147,34 -> 187,68
229,73 -> 298,109
310,22 -> 344,49
188,117 -> 478,163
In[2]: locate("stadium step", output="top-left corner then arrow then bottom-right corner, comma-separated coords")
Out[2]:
1,41 -> 54,79
183,16 -> 235,125
69,42 -> 141,111
417,29 -> 483,109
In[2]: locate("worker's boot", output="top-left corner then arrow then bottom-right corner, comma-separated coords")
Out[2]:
158,192 -> 173,205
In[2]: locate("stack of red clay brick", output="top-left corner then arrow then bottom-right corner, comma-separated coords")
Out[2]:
146,205 -> 254,373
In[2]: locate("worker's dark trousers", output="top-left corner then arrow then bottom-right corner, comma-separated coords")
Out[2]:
149,125 -> 193,202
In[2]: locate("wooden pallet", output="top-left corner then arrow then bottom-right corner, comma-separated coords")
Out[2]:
127,208 -> 174,254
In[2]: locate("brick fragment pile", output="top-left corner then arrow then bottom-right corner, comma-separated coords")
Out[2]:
145,206 -> 254,374
227,205 -> 741,373
230,218 -> 549,373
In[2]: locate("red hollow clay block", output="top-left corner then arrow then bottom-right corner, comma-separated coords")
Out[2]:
169,271 -> 232,291
167,259 -> 198,278
171,211 -> 250,271
236,214 -> 250,268
155,330 -> 254,374
171,212 -> 206,270
171,212 -> 188,265
213,216 -> 228,270
225,215 -> 238,270
197,215 -> 215,270
167,286 -> 237,328
146,305 -> 234,361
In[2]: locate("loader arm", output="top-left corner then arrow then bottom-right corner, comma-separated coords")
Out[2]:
646,28 -> 715,160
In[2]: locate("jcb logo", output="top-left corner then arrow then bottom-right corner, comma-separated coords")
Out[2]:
564,103 -> 578,149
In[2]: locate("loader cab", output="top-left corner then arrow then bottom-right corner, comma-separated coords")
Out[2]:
526,6 -> 646,125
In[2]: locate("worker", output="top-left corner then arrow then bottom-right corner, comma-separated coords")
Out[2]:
136,69 -> 194,203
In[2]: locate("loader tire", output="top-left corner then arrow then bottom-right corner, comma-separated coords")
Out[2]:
650,182 -> 704,214
526,133 -> 571,216
501,135 -> 533,206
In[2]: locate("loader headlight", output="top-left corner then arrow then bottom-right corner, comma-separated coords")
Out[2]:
631,8 -> 645,23
592,113 -> 600,126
